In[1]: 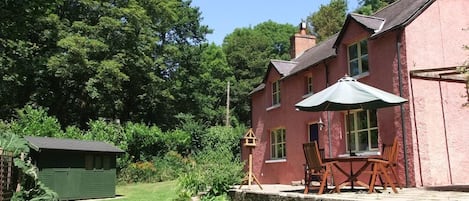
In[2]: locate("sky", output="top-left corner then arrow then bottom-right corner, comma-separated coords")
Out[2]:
191,0 -> 360,45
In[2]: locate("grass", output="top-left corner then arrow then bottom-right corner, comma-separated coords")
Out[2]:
116,181 -> 179,201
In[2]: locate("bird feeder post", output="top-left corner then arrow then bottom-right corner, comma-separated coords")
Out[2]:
239,128 -> 262,190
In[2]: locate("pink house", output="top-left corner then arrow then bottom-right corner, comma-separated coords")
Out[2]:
246,0 -> 469,187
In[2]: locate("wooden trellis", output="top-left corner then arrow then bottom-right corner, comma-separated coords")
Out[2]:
0,148 -> 14,201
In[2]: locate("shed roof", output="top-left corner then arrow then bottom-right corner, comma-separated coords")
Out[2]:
25,136 -> 125,153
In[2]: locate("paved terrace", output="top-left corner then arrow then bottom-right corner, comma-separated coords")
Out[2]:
230,184 -> 469,201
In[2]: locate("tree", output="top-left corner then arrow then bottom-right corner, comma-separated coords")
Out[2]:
171,44 -> 233,126
0,0 -> 210,129
222,21 -> 296,124
356,0 -> 397,15
307,0 -> 347,42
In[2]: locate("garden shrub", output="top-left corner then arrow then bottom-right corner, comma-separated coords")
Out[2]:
163,129 -> 191,156
178,147 -> 243,199
124,122 -> 165,161
154,151 -> 192,181
0,130 -> 58,200
118,161 -> 159,183
10,105 -> 63,137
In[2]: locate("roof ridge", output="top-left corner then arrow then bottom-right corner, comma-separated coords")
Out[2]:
270,59 -> 298,64
350,13 -> 385,20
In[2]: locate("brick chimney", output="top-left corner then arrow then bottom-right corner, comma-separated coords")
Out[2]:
290,22 -> 316,59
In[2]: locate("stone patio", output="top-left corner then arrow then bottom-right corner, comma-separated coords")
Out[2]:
230,184 -> 469,201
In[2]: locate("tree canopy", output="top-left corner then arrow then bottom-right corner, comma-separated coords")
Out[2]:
1,0 -> 401,129
222,21 -> 296,124
307,0 -> 347,42
356,0 -> 396,15
0,0 -> 210,129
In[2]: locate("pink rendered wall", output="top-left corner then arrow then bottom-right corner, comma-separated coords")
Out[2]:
405,0 -> 469,70
249,19 -> 414,185
404,0 -> 469,187
409,78 -> 469,186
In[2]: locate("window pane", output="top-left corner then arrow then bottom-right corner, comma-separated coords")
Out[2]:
307,77 -> 313,93
95,155 -> 102,169
347,113 -> 354,131
282,143 -> 286,158
278,144 -> 284,158
349,60 -> 359,76
369,109 -> 377,127
370,129 -> 379,149
103,156 -> 111,170
347,132 -> 356,151
360,40 -> 368,55
358,131 -> 369,151
278,93 -> 281,104
348,44 -> 358,59
357,111 -> 368,129
85,155 -> 93,170
361,55 -> 369,73
271,144 -> 276,158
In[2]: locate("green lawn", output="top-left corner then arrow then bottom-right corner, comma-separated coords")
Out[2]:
116,181 -> 179,201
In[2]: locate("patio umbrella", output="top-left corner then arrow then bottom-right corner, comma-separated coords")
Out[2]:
295,75 -> 407,156
295,75 -> 407,190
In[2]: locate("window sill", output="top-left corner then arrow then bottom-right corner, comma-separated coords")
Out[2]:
266,104 -> 281,111
265,159 -> 287,163
351,71 -> 370,80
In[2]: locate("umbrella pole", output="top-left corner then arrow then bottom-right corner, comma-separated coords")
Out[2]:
347,110 -> 354,190
348,110 -> 353,156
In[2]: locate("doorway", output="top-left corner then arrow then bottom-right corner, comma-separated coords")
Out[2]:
308,123 -> 319,142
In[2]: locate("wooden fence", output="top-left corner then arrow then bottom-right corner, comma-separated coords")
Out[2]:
0,148 -> 14,201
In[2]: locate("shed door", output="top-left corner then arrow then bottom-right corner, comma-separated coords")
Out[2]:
54,169 -> 80,199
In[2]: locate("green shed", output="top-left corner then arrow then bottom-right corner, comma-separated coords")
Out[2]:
25,136 -> 124,200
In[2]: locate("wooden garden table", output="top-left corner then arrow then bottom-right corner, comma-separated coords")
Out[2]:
324,155 -> 380,191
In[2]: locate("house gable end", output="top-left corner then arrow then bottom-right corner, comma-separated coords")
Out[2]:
334,14 -> 385,48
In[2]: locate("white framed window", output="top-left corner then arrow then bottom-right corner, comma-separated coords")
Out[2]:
348,40 -> 368,77
305,75 -> 313,95
345,109 -> 378,152
270,128 -> 286,159
272,80 -> 280,106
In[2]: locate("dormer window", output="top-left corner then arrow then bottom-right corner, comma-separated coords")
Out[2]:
272,80 -> 281,106
348,40 -> 368,77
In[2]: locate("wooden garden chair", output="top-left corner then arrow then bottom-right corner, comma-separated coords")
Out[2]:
367,137 -> 401,193
303,141 -> 339,194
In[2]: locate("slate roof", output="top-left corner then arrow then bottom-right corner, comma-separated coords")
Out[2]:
334,0 -> 434,47
270,60 -> 297,77
350,13 -> 385,32
290,34 -> 338,75
372,0 -> 435,37
25,136 -> 125,153
251,60 -> 298,94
